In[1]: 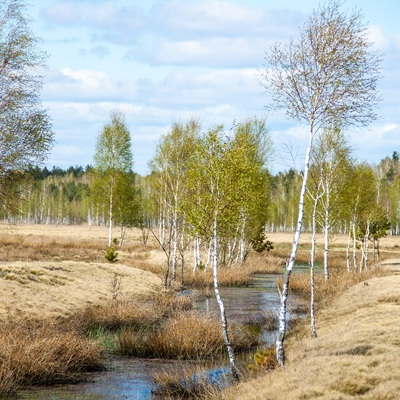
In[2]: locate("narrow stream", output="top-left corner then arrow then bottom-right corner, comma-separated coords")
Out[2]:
18,273 -> 304,399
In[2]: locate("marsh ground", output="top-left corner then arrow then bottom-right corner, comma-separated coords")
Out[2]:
1,224 -> 400,399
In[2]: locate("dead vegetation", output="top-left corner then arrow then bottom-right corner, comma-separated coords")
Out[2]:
221,264 -> 400,399
0,224 -> 399,398
0,320 -> 104,398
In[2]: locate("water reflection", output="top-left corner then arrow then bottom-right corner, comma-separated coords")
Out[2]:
19,358 -> 198,400
19,273 -> 302,399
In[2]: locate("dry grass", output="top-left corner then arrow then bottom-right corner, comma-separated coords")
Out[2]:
0,260 -> 160,320
183,267 -> 253,288
117,312 -> 259,360
153,365 -> 231,399
245,253 -> 285,274
1,224 -> 399,398
221,262 -> 400,399
278,267 -> 387,313
72,290 -> 193,334
0,321 -> 104,398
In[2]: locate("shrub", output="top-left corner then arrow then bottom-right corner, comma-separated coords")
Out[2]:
248,347 -> 277,371
104,246 -> 118,262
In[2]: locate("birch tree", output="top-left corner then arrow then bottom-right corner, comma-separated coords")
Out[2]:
92,111 -> 134,246
0,0 -> 53,212
260,0 -> 381,366
186,127 -> 246,382
230,118 -> 272,264
149,119 -> 200,287
310,127 -> 353,280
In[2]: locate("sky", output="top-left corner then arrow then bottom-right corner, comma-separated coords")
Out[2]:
27,0 -> 400,175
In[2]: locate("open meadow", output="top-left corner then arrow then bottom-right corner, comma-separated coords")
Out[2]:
0,223 -> 399,398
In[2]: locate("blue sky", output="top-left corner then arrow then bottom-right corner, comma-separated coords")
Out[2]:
30,0 -> 400,175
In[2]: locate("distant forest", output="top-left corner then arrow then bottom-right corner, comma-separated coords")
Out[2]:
4,151 -> 400,236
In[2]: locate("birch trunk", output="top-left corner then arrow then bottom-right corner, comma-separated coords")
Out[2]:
108,189 -> 113,246
310,194 -> 318,338
276,126 -> 314,367
346,223 -> 351,272
171,210 -> 178,280
309,182 -> 323,338
352,220 -> 357,271
205,239 -> 212,271
364,221 -> 370,270
193,236 -> 201,272
212,217 -> 239,382
323,206 -> 330,281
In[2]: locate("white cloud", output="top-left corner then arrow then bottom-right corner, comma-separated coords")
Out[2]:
151,0 -> 303,39
40,0 -> 302,67
43,66 -> 264,112
43,68 -> 140,101
132,37 -> 270,68
34,0 -> 400,174
368,25 -> 391,51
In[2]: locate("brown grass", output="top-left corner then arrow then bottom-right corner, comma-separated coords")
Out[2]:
221,263 -> 400,399
0,321 -> 104,398
245,253 -> 285,274
153,364 -> 231,399
1,224 -> 399,398
71,290 -> 193,334
277,267 -> 387,313
117,312 -> 259,360
183,267 -> 253,288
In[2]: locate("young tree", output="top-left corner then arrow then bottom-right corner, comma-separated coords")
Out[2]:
149,119 -> 200,287
0,0 -> 53,211
186,127 -> 246,382
229,118 -> 273,264
92,111 -> 134,246
260,0 -> 381,366
310,126 -> 353,280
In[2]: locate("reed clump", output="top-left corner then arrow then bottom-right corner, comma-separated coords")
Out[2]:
117,312 -> 259,360
153,365 -> 231,399
183,267 -> 253,288
72,290 -> 193,335
245,253 -> 285,274
74,299 -> 163,332
278,266 -> 387,310
0,321 -> 104,398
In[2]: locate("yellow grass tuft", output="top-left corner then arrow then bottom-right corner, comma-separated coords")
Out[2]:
0,321 -> 104,397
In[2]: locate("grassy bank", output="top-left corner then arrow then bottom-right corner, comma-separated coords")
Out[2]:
0,224 -> 398,398
221,262 -> 400,399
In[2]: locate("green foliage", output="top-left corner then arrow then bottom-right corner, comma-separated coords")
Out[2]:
92,110 -> 137,245
251,231 -> 274,253
0,0 -> 54,214
104,247 -> 118,263
248,347 -> 277,370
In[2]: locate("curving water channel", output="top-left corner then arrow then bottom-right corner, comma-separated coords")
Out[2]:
18,273 -> 305,400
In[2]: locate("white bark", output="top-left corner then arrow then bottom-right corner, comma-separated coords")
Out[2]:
308,180 -> 323,338
193,236 -> 201,272
276,126 -> 314,367
310,195 -> 318,338
323,205 -> 330,281
364,221 -> 370,270
352,220 -> 357,270
171,209 -> 178,280
205,239 -> 212,271
212,217 -> 239,382
346,223 -> 351,272
108,189 -> 113,246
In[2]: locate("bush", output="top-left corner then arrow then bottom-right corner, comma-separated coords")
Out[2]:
104,246 -> 118,262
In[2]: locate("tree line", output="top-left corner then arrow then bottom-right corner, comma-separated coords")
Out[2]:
2,129 -> 397,245
0,0 -> 387,373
